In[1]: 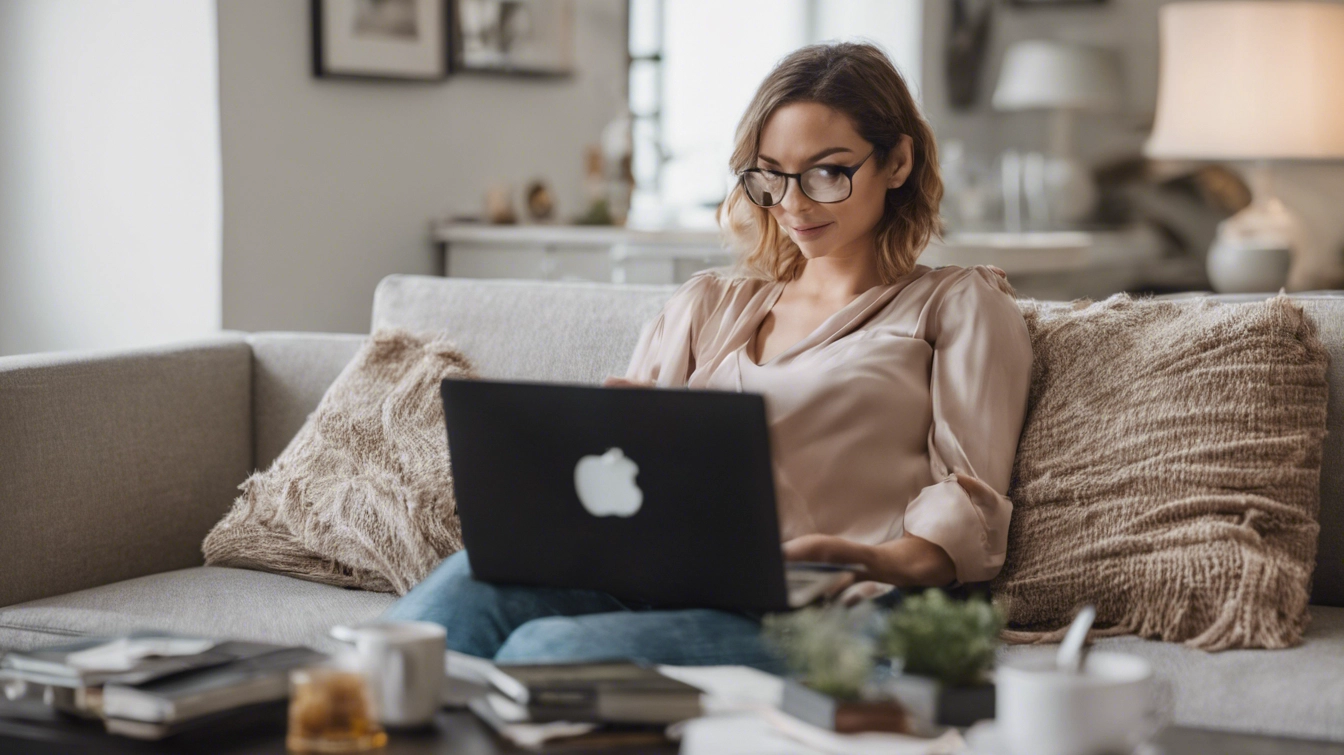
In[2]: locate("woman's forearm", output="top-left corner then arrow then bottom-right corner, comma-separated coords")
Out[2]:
782,532 -> 957,588
861,534 -> 956,588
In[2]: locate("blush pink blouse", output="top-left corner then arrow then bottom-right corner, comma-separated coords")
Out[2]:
622,263 -> 1033,585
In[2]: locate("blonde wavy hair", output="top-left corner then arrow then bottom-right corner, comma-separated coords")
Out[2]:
716,42 -> 944,283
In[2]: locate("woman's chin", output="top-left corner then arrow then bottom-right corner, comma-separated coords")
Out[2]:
794,240 -> 831,259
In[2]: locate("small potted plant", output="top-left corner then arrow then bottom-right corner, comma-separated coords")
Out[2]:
878,588 -> 1005,729
761,604 -> 912,733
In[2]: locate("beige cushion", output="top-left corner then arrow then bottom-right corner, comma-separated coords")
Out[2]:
203,328 -> 475,594
993,295 -> 1329,649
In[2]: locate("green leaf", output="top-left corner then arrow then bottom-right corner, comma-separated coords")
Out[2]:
761,605 -> 879,700
880,589 -> 1004,687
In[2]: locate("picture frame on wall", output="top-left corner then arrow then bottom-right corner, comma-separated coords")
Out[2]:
454,0 -> 576,76
312,0 -> 453,80
1008,0 -> 1106,6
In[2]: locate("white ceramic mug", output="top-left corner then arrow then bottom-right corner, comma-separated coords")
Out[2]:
330,620 -> 446,728
996,649 -> 1169,755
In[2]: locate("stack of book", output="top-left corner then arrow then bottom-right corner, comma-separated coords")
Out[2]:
0,631 -> 323,740
458,657 -> 705,749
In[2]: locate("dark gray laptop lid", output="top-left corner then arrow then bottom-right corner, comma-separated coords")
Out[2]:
440,377 -> 789,612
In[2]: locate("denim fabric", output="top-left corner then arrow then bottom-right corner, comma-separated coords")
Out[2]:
381,550 -> 787,674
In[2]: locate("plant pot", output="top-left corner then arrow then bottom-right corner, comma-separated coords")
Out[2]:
882,674 -> 995,732
780,679 -> 912,734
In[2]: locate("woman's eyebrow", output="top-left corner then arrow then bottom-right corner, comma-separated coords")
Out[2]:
757,146 -> 854,166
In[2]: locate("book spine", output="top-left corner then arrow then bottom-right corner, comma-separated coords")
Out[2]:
528,687 -> 598,708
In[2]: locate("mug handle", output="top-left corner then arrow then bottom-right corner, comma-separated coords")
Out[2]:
329,624 -> 360,644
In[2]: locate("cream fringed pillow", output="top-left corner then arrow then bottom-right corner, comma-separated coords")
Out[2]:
992,295 -> 1328,650
203,328 -> 474,594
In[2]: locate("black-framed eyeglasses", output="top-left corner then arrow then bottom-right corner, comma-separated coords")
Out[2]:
738,148 -> 877,207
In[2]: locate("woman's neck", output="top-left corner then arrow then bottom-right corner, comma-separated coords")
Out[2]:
791,241 -> 884,301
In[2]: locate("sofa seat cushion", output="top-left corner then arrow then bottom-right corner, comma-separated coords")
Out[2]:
0,567 -> 394,654
1000,605 -> 1344,742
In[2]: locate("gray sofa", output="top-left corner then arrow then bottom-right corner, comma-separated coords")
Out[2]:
2,274 -> 1343,743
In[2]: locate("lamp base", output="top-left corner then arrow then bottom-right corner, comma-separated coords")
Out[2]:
1206,191 -> 1297,293
1207,239 -> 1291,294
1042,155 -> 1098,226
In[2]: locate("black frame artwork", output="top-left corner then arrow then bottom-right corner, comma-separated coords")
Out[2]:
452,0 -> 576,77
1008,0 -> 1106,6
312,0 -> 455,81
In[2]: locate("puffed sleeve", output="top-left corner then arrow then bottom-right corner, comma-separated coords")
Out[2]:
901,266 -> 1033,584
623,271 -> 721,386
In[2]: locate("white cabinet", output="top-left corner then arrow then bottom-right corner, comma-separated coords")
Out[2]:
436,224 -> 729,285
432,221 -> 1193,297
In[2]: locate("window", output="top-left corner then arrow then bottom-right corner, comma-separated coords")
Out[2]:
628,0 -> 922,227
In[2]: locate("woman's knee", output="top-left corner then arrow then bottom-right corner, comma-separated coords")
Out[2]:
494,616 -> 600,664
493,610 -> 785,674
383,551 -> 469,616
383,550 -> 523,657
416,549 -> 473,592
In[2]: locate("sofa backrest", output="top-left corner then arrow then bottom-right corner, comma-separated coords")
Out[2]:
372,275 -> 677,384
370,274 -> 1344,607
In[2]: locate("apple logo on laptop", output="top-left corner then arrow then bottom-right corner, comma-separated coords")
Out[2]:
574,447 -> 643,517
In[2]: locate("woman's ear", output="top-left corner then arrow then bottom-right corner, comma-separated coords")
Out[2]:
886,134 -> 915,190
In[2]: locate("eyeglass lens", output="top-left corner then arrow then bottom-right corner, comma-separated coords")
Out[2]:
742,166 -> 851,207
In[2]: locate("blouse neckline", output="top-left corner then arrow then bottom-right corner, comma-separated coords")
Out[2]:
742,265 -> 932,368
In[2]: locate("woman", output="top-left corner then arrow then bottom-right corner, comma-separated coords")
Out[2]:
383,42 -> 1032,672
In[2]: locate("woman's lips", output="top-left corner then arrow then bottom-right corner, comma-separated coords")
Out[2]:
793,222 -> 832,237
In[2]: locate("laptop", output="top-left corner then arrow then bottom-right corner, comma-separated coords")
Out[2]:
439,377 -> 855,612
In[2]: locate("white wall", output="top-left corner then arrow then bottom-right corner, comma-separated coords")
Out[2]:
0,0 -> 222,357
217,0 -> 629,334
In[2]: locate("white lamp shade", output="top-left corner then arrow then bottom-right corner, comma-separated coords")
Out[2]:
991,40 -> 1125,112
1145,1 -> 1344,161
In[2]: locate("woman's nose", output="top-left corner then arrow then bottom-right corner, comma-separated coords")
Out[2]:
779,175 -> 816,216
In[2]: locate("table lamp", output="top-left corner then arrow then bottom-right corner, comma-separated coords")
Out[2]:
992,40 -> 1125,226
1144,1 -> 1344,293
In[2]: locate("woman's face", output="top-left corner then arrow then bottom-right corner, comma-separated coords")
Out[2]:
754,102 -> 912,263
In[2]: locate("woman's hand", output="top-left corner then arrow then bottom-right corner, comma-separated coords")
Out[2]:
783,533 -> 874,568
602,376 -> 653,388
783,532 -> 957,588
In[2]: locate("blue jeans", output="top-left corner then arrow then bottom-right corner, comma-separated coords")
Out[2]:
381,550 -> 789,674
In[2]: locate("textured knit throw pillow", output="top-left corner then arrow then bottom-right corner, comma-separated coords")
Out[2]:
992,294 -> 1328,650
203,328 -> 474,594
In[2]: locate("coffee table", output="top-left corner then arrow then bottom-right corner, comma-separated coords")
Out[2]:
0,702 -> 664,754
2,702 -> 1343,754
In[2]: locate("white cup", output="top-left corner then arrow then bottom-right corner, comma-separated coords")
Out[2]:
996,649 -> 1168,755
330,620 -> 446,728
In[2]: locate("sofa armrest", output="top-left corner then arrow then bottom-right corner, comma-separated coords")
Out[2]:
247,332 -> 366,471
0,335 -> 253,607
